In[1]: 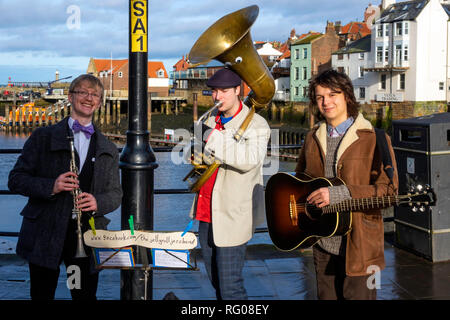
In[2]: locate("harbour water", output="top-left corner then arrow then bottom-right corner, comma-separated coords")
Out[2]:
0,132 -> 297,248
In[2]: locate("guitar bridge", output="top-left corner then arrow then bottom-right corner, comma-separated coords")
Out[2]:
289,194 -> 298,226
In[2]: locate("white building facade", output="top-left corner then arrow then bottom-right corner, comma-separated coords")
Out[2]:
332,35 -> 378,103
332,0 -> 450,104
271,56 -> 291,102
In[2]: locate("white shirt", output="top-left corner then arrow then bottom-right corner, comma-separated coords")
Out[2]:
68,117 -> 92,172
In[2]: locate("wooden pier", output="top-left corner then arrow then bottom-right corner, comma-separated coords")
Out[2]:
1,95 -> 187,133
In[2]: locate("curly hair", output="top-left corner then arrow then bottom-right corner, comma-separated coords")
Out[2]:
308,69 -> 360,121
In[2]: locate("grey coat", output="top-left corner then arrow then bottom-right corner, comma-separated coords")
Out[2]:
8,117 -> 122,269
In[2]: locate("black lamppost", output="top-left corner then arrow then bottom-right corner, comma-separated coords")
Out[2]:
120,0 -> 158,300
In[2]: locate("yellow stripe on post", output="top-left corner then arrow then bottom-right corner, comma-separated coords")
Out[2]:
130,0 -> 147,52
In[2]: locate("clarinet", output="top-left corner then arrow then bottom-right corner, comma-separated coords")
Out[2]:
67,131 -> 88,258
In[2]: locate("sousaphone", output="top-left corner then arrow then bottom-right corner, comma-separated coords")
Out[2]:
183,5 -> 275,192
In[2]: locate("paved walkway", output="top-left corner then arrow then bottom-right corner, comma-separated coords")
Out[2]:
1,235 -> 450,300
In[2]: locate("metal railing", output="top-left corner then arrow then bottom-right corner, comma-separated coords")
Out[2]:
0,144 -> 303,237
0,142 -> 396,239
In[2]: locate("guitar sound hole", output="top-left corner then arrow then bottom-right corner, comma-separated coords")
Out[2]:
305,204 -> 322,221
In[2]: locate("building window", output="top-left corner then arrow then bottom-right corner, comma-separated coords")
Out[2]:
399,74 -> 405,90
384,46 -> 389,63
439,82 -> 444,90
295,87 -> 299,96
376,47 -> 383,63
377,25 -> 383,37
302,86 -> 307,97
302,67 -> 308,80
295,67 -> 299,80
157,69 -> 165,78
303,48 -> 308,59
295,49 -> 299,59
118,72 -> 123,78
404,45 -> 408,61
338,54 -> 344,60
380,74 -> 387,90
337,67 -> 344,73
395,45 -> 402,65
396,22 -> 403,36
404,22 -> 409,35
359,87 -> 366,99
359,52 -> 365,60
385,24 -> 389,37
359,66 -> 364,78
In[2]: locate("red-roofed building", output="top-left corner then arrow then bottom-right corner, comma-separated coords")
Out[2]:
339,21 -> 371,43
87,58 -> 169,97
173,55 -> 190,72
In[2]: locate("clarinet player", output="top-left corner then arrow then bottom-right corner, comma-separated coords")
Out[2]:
8,74 -> 122,300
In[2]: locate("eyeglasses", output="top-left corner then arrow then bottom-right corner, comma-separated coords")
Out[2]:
71,91 -> 101,100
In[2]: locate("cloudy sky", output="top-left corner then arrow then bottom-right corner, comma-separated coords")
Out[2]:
0,0 -> 373,83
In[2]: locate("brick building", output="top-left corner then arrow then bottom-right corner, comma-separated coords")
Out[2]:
87,58 -> 169,97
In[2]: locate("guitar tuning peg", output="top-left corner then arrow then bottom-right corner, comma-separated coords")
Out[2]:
412,206 -> 418,213
425,184 -> 430,190
409,187 -> 415,193
416,184 -> 423,191
419,206 -> 426,213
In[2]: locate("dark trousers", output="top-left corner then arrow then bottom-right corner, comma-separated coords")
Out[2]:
28,220 -> 98,300
313,245 -> 376,300
198,221 -> 247,300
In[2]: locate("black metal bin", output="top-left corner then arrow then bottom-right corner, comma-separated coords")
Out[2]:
392,112 -> 450,262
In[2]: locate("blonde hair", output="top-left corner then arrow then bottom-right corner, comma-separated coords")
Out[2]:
69,74 -> 104,100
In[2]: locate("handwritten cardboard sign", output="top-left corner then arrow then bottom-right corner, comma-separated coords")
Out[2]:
83,230 -> 197,250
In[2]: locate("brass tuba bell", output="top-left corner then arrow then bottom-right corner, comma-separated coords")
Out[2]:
183,5 -> 275,193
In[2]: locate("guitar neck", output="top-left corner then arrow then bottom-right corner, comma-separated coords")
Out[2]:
322,195 -> 399,213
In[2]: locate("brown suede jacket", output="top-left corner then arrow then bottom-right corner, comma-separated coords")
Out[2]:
295,113 -> 399,276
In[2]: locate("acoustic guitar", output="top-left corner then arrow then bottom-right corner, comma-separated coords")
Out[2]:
265,172 -> 436,251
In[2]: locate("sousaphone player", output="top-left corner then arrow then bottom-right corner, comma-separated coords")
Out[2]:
185,5 -> 274,300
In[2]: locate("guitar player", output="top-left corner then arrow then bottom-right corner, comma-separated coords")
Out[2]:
295,69 -> 398,300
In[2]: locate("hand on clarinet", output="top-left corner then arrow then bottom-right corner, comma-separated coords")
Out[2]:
76,192 -> 98,212
52,171 -> 79,194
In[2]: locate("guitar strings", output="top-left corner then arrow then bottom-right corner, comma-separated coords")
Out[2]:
294,194 -> 416,213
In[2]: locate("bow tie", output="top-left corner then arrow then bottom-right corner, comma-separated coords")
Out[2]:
72,120 -> 95,138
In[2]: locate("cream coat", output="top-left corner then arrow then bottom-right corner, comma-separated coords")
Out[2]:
189,104 -> 270,247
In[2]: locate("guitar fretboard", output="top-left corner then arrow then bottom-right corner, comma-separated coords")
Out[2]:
321,195 -> 398,213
